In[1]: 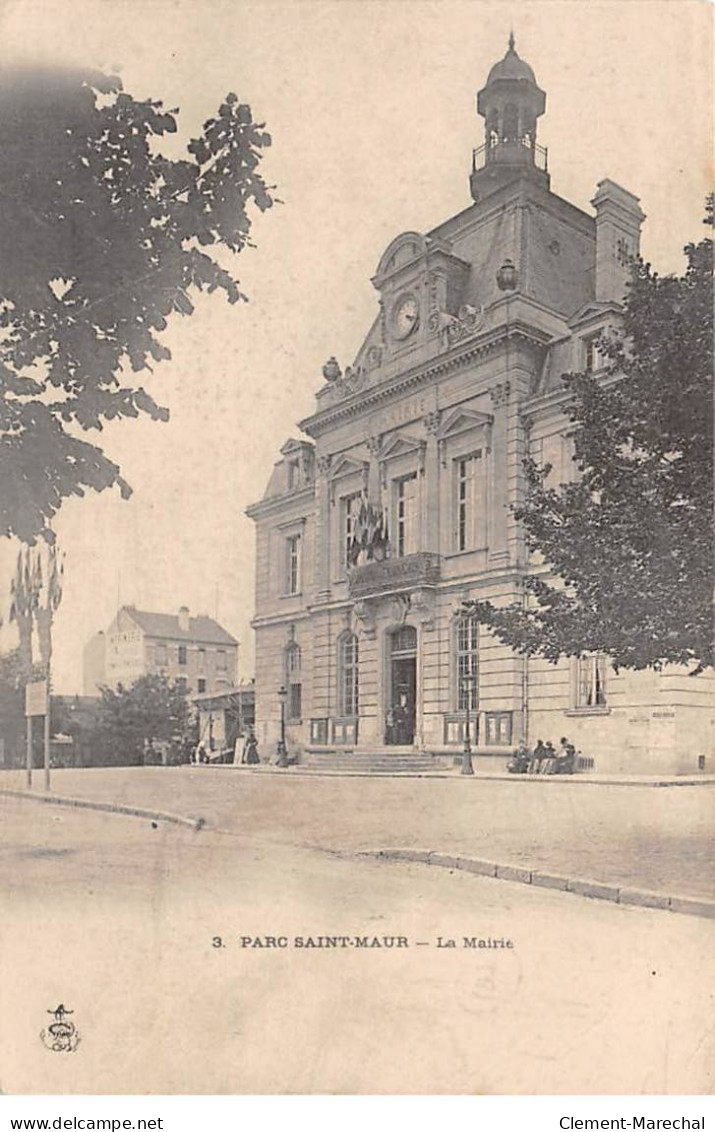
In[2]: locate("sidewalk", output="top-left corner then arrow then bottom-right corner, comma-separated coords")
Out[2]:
236,764 -> 715,787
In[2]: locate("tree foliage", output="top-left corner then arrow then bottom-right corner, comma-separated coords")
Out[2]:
469,202 -> 713,672
0,66 -> 275,543
91,673 -> 192,766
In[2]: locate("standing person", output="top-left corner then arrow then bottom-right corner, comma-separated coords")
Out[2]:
528,739 -> 547,775
193,741 -> 206,766
243,728 -> 260,765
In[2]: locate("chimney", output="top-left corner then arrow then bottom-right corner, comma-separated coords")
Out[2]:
178,606 -> 190,633
591,180 -> 646,304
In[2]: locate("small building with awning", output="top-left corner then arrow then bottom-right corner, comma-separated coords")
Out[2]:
191,681 -> 255,758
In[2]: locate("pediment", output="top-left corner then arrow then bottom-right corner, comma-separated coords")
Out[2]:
380,432 -> 425,462
568,300 -> 621,329
374,231 -> 428,284
328,453 -> 368,482
437,407 -> 493,440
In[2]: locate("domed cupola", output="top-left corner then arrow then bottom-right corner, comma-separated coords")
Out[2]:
470,33 -> 549,202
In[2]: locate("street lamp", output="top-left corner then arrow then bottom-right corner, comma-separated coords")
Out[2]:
276,684 -> 288,768
461,672 -> 477,777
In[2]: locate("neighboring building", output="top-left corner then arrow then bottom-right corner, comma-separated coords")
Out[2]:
246,37 -> 714,774
83,605 -> 238,697
192,680 -> 256,756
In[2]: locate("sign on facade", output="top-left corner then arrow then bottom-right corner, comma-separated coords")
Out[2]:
25,680 -> 48,717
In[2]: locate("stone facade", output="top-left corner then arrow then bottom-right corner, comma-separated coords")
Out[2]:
246,38 -> 714,774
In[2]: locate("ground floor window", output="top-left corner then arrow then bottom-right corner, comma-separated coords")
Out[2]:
456,614 -> 479,710
576,654 -> 607,709
338,632 -> 359,716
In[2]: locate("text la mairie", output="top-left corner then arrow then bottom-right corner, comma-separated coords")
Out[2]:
246,36 -> 713,775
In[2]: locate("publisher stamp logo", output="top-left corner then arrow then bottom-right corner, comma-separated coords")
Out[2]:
40,1004 -> 81,1053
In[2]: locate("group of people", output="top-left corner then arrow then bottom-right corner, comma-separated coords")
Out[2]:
507,736 -> 578,776
191,728 -> 261,766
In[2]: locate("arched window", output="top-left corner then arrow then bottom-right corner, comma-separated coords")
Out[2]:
456,614 -> 479,710
338,633 -> 359,717
285,642 -> 302,722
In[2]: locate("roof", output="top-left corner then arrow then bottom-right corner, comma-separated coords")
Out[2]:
486,34 -> 537,86
124,608 -> 238,646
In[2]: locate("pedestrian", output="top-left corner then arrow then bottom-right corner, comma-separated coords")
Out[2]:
243,728 -> 260,765
193,741 -> 207,766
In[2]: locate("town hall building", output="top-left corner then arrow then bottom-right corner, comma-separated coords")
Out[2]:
247,36 -> 714,774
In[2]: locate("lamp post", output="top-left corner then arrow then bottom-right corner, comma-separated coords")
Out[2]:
461,672 -> 477,776
276,684 -> 288,768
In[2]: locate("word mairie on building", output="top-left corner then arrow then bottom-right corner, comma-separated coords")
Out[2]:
246,36 -> 714,776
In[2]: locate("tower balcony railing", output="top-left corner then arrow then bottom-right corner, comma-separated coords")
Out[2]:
472,137 -> 548,174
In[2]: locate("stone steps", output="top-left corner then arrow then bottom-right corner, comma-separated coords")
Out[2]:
301,750 -> 444,773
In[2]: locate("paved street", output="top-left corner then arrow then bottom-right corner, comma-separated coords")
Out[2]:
1,795 -> 713,1095
3,766 -> 714,899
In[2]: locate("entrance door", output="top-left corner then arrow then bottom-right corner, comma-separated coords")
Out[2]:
386,626 -> 417,746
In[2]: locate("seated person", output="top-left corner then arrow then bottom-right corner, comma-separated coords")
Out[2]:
555,737 -> 576,774
528,739 -> 547,774
507,738 -> 531,774
540,741 -> 558,774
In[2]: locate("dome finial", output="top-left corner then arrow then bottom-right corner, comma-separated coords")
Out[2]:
508,29 -> 516,51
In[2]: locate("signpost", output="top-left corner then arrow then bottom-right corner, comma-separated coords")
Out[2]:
25,679 -> 48,789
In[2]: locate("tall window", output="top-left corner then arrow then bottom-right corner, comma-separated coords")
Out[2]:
198,647 -> 205,672
286,534 -> 301,595
457,614 -> 479,710
342,493 -> 361,569
576,654 -> 607,709
584,334 -> 601,374
395,474 -> 418,558
455,452 -> 484,551
156,643 -> 167,668
216,649 -> 227,671
285,642 -> 302,722
339,633 -> 359,716
178,645 -> 187,666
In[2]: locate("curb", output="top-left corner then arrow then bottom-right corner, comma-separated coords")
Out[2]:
224,766 -> 715,787
359,847 -> 715,920
0,787 -> 205,832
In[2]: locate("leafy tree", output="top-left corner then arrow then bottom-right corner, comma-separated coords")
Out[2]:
0,648 -> 44,766
0,65 -> 275,544
469,202 -> 713,672
91,674 -> 193,766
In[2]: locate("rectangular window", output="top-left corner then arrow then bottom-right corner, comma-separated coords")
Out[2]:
197,678 -> 206,694
178,645 -> 187,666
286,534 -> 301,595
457,616 -> 479,710
485,711 -> 512,745
342,493 -> 361,569
576,654 -> 608,709
216,649 -> 227,671
156,643 -> 168,668
176,676 -> 187,694
584,334 -> 601,374
395,474 -> 418,558
198,648 -> 206,672
455,452 -> 484,551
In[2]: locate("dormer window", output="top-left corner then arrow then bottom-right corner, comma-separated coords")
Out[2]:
584,333 -> 602,374
287,458 -> 300,490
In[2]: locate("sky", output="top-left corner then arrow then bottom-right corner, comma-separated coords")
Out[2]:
0,0 -> 711,693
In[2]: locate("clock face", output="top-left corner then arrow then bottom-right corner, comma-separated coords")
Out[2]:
393,294 -> 420,339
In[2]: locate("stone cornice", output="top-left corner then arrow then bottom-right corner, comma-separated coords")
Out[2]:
300,320 -> 552,438
245,484 -> 316,521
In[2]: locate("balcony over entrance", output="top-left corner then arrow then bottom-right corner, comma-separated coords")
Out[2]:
348,552 -> 440,600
